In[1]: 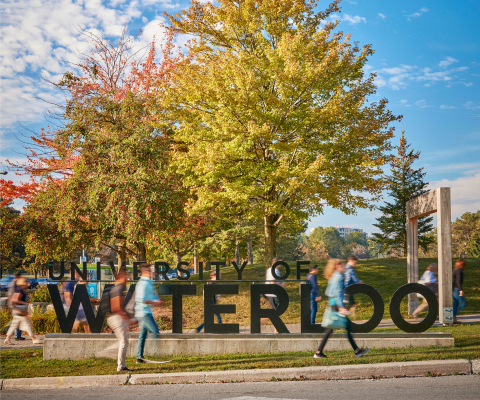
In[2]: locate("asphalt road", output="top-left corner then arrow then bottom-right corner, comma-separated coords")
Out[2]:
2,375 -> 479,400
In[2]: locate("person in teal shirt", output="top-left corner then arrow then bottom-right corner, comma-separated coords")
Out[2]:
135,263 -> 163,363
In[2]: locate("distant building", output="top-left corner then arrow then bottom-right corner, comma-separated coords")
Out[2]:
335,226 -> 367,239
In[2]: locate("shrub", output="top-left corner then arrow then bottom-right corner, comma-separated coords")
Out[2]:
29,306 -> 61,334
28,284 -> 52,303
1,307 -> 13,334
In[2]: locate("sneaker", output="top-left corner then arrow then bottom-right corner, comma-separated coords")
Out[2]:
313,352 -> 327,359
15,337 -> 26,341
32,339 -> 44,345
136,358 -> 146,364
117,367 -> 133,372
355,348 -> 369,357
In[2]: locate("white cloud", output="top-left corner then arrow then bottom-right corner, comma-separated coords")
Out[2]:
440,105 -> 456,109
428,169 -> 480,219
378,13 -> 386,19
414,99 -> 430,108
0,0 -> 175,132
464,101 -> 480,109
372,60 -> 469,90
439,56 -> 458,68
330,13 -> 366,25
407,7 -> 429,19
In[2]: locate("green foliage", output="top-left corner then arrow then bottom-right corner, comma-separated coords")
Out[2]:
452,210 -> 480,258
0,306 -> 61,335
0,207 -> 28,272
309,227 -> 344,258
467,224 -> 480,258
28,285 -> 52,303
372,129 -> 434,256
29,307 -> 61,334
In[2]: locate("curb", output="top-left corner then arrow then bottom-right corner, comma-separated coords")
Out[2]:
1,359 -> 478,390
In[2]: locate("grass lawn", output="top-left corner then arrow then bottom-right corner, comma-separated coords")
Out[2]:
1,324 -> 479,379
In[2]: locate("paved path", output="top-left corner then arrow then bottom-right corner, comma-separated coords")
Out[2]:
1,314 -> 478,350
2,375 -> 480,400
193,313 -> 480,334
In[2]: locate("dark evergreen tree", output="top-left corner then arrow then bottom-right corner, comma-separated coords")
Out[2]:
372,129 -> 434,256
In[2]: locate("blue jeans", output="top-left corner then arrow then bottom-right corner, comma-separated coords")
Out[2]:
196,314 -> 222,332
453,288 -> 467,317
15,328 -> 22,339
310,294 -> 318,325
137,314 -> 159,359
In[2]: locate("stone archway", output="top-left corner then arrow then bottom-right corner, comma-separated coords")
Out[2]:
406,187 -> 453,325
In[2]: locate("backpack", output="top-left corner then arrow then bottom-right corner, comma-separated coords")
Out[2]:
98,284 -> 113,315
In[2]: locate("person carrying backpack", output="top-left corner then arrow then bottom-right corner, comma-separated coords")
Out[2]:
105,269 -> 136,372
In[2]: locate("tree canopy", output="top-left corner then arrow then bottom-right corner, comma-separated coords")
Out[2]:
162,0 -> 400,267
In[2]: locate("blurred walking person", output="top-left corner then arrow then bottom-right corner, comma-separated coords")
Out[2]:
453,259 -> 467,323
98,270 -> 136,372
306,265 -> 321,324
344,255 -> 362,318
314,259 -> 368,359
7,272 -> 25,341
4,278 -> 43,345
135,263 -> 163,363
412,263 -> 438,318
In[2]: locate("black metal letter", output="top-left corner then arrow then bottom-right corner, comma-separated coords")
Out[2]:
199,261 -> 204,281
296,261 -> 310,280
204,284 -> 239,333
48,261 -> 65,280
250,284 -> 290,333
155,261 -> 170,281
177,261 -> 191,281
211,261 -> 225,279
271,261 -> 290,280
390,283 -> 438,333
70,261 -> 87,280
300,284 -> 324,333
159,284 -> 197,333
344,283 -> 384,333
232,261 -> 247,280
48,284 -> 107,333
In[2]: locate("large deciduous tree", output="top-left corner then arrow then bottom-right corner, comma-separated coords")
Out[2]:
372,129 -> 434,256
3,30 -> 187,268
162,0 -> 400,267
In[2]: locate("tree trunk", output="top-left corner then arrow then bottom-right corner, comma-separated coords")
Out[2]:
247,234 -> 253,265
235,239 -> 240,265
264,215 -> 277,269
137,243 -> 147,262
175,249 -> 183,277
193,245 -> 198,274
118,241 -> 127,268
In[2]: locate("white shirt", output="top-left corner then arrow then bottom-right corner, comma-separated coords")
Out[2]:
421,270 -> 437,284
265,267 -> 279,298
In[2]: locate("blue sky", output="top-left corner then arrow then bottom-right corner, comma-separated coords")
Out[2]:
1,0 -> 479,235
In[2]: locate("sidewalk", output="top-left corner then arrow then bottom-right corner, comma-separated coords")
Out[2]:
1,359 -> 479,390
185,313 -> 480,334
